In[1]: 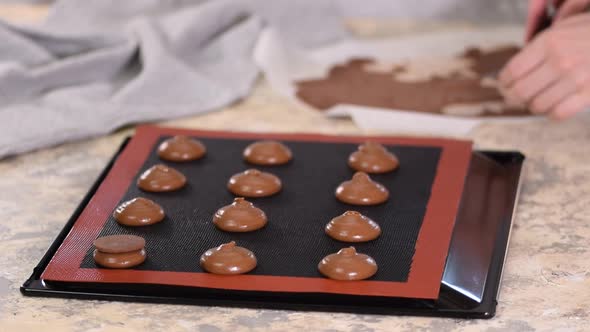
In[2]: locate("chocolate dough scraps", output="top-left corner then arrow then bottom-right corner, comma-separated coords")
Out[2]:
295,46 -> 529,117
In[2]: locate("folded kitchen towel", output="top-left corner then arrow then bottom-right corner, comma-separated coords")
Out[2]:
0,0 -> 349,158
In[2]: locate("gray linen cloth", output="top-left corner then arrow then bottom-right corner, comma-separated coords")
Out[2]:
0,0 -> 347,158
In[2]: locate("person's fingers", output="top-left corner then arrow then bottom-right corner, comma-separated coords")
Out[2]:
498,85 -> 528,109
503,61 -> 560,105
529,78 -> 577,113
555,0 -> 590,21
499,35 -> 547,87
525,0 -> 550,41
553,11 -> 590,29
549,92 -> 590,119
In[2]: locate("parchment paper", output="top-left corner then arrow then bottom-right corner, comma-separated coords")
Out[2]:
254,25 -> 541,137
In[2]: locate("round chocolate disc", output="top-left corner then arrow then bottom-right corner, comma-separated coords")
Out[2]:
158,135 -> 206,162
348,141 -> 399,174
137,164 -> 186,192
335,172 -> 389,205
93,249 -> 147,269
243,140 -> 293,166
93,234 -> 146,254
200,241 -> 257,275
213,197 -> 267,232
93,235 -> 147,268
318,247 -> 378,281
113,197 -> 165,227
227,169 -> 282,197
325,211 -> 381,242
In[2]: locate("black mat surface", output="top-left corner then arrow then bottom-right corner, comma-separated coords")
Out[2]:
81,137 -> 441,282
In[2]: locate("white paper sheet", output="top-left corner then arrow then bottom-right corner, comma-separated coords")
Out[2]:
254,25 -> 541,136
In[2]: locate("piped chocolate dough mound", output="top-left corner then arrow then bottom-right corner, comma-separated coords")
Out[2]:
157,136 -> 206,162
213,197 -> 268,232
137,164 -> 186,192
200,241 -> 257,275
296,46 -> 527,117
335,172 -> 389,206
227,169 -> 282,198
113,197 -> 165,227
348,141 -> 399,174
243,140 -> 293,166
318,247 -> 378,281
325,211 -> 381,243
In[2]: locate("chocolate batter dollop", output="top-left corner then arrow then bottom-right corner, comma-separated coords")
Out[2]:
227,169 -> 282,197
335,172 -> 389,205
243,140 -> 293,166
348,141 -> 399,174
93,234 -> 146,269
296,46 -> 526,116
113,197 -> 165,227
213,197 -> 267,232
137,164 -> 186,192
200,241 -> 257,275
158,135 -> 206,162
318,247 -> 378,281
325,211 -> 381,242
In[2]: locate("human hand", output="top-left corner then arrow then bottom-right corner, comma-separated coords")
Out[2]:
525,0 -> 590,41
500,14 -> 590,120
525,0 -> 551,42
554,0 -> 590,21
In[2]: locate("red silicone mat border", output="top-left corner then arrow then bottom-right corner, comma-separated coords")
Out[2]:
41,125 -> 472,299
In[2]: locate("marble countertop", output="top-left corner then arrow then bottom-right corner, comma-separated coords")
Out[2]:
1,5 -> 589,332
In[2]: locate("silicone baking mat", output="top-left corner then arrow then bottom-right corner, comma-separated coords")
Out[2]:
41,125 -> 472,299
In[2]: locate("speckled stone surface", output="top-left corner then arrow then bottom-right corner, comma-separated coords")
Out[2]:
1,7 -> 589,332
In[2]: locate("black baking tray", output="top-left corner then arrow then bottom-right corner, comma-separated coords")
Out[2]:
21,136 -> 524,318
